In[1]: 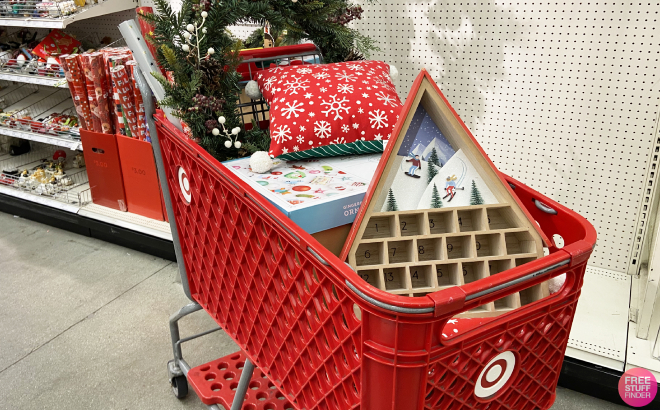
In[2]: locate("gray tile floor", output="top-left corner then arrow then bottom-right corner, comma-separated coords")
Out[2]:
0,212 -> 629,410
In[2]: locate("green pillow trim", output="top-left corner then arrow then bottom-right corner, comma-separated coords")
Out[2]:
277,140 -> 385,161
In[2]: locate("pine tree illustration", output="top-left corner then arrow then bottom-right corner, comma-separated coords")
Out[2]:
427,147 -> 441,184
386,188 -> 399,211
431,184 -> 443,208
470,180 -> 485,205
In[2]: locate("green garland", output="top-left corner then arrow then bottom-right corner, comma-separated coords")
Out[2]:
141,0 -> 378,161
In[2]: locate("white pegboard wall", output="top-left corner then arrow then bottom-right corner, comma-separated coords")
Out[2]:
354,1 -> 660,273
66,9 -> 139,41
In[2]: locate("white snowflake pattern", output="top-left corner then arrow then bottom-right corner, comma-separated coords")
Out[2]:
357,107 -> 364,114
374,134 -> 383,140
297,67 -> 313,74
314,121 -> 332,139
337,84 -> 354,94
346,63 -> 365,71
320,87 -> 327,93
271,125 -> 293,144
336,71 -> 357,82
321,94 -> 351,120
342,124 -> 350,133
263,77 -> 276,91
362,93 -> 369,98
296,135 -> 305,143
304,92 -> 313,99
312,72 -> 330,79
369,109 -> 388,129
283,75 -> 310,95
352,123 -> 359,129
293,146 -> 299,151
375,91 -> 398,107
281,100 -> 305,119
330,136 -> 347,145
308,112 -> 316,118
282,147 -> 288,154
299,126 -> 306,132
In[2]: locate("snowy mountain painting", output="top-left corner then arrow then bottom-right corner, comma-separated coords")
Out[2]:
417,149 -> 498,209
397,105 -> 455,163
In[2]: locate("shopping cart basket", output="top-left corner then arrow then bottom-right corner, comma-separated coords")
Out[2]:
146,48 -> 596,410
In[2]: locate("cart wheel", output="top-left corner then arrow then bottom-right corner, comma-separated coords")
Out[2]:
171,375 -> 188,399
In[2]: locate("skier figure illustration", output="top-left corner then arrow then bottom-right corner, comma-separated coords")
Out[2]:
443,175 -> 464,202
405,155 -> 422,177
444,175 -> 457,200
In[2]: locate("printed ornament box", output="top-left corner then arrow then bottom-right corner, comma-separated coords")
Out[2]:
224,154 -> 381,234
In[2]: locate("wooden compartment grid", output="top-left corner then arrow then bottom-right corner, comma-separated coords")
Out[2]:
350,204 -> 547,318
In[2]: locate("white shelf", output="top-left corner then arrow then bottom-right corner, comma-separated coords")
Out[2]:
0,72 -> 67,88
0,127 -> 82,150
565,266 -> 631,371
627,322 -> 660,379
0,0 -> 138,29
79,202 -> 172,240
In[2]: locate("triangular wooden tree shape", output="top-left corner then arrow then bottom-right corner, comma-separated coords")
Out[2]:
341,69 -> 549,318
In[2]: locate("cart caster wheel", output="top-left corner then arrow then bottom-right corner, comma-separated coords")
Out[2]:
171,375 -> 188,399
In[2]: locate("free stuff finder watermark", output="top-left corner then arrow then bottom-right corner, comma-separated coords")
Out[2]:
618,368 -> 658,407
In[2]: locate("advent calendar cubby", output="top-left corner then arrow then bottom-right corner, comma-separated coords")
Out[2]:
342,69 -> 548,318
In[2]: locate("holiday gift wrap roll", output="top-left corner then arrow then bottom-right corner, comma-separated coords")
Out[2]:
111,65 -> 141,139
88,52 -> 114,134
79,54 -> 103,133
126,61 -> 147,140
61,54 -> 92,130
108,55 -> 132,135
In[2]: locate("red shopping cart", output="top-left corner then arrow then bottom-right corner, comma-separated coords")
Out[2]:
147,47 -> 596,410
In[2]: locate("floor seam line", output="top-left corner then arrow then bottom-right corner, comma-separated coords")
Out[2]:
0,261 -> 174,375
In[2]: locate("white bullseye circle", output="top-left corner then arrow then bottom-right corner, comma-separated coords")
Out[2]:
178,167 -> 192,203
474,351 -> 516,400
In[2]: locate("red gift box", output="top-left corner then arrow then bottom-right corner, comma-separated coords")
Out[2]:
32,30 -> 81,62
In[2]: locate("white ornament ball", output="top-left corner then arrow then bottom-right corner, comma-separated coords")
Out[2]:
224,140 -> 232,148
234,141 -> 242,149
292,0 -> 298,2
207,47 -> 215,55
186,24 -> 195,32
201,11 -> 208,18
250,151 -> 274,174
232,127 -> 241,135
389,64 -> 398,81
15,54 -> 26,67
212,128 -> 220,136
245,80 -> 262,99
182,44 -> 190,52
218,116 -> 226,124
202,27 -> 208,34
183,31 -> 191,39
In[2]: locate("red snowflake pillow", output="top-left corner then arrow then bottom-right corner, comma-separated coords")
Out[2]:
255,60 -> 402,160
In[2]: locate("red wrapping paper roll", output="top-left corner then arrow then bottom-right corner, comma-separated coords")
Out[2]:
111,65 -> 140,139
88,52 -> 114,134
61,54 -> 92,130
108,55 -> 131,135
79,54 -> 103,133
125,61 -> 146,140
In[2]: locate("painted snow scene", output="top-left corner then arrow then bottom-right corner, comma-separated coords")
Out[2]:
380,105 -> 497,212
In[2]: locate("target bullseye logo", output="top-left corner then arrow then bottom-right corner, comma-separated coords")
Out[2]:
178,167 -> 192,204
474,351 -> 517,400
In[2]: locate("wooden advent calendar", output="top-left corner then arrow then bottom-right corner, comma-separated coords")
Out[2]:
341,69 -> 550,318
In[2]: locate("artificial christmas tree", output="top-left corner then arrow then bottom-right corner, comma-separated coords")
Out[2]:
427,147 -> 441,184
470,179 -> 484,205
430,183 -> 443,208
386,188 -> 398,211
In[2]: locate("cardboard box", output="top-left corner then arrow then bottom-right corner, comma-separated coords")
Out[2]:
224,154 -> 381,234
80,129 -> 127,211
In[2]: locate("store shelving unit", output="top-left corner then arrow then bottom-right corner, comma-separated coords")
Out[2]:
0,0 -> 138,29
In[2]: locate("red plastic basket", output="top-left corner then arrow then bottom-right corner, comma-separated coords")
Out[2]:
154,113 -> 596,410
